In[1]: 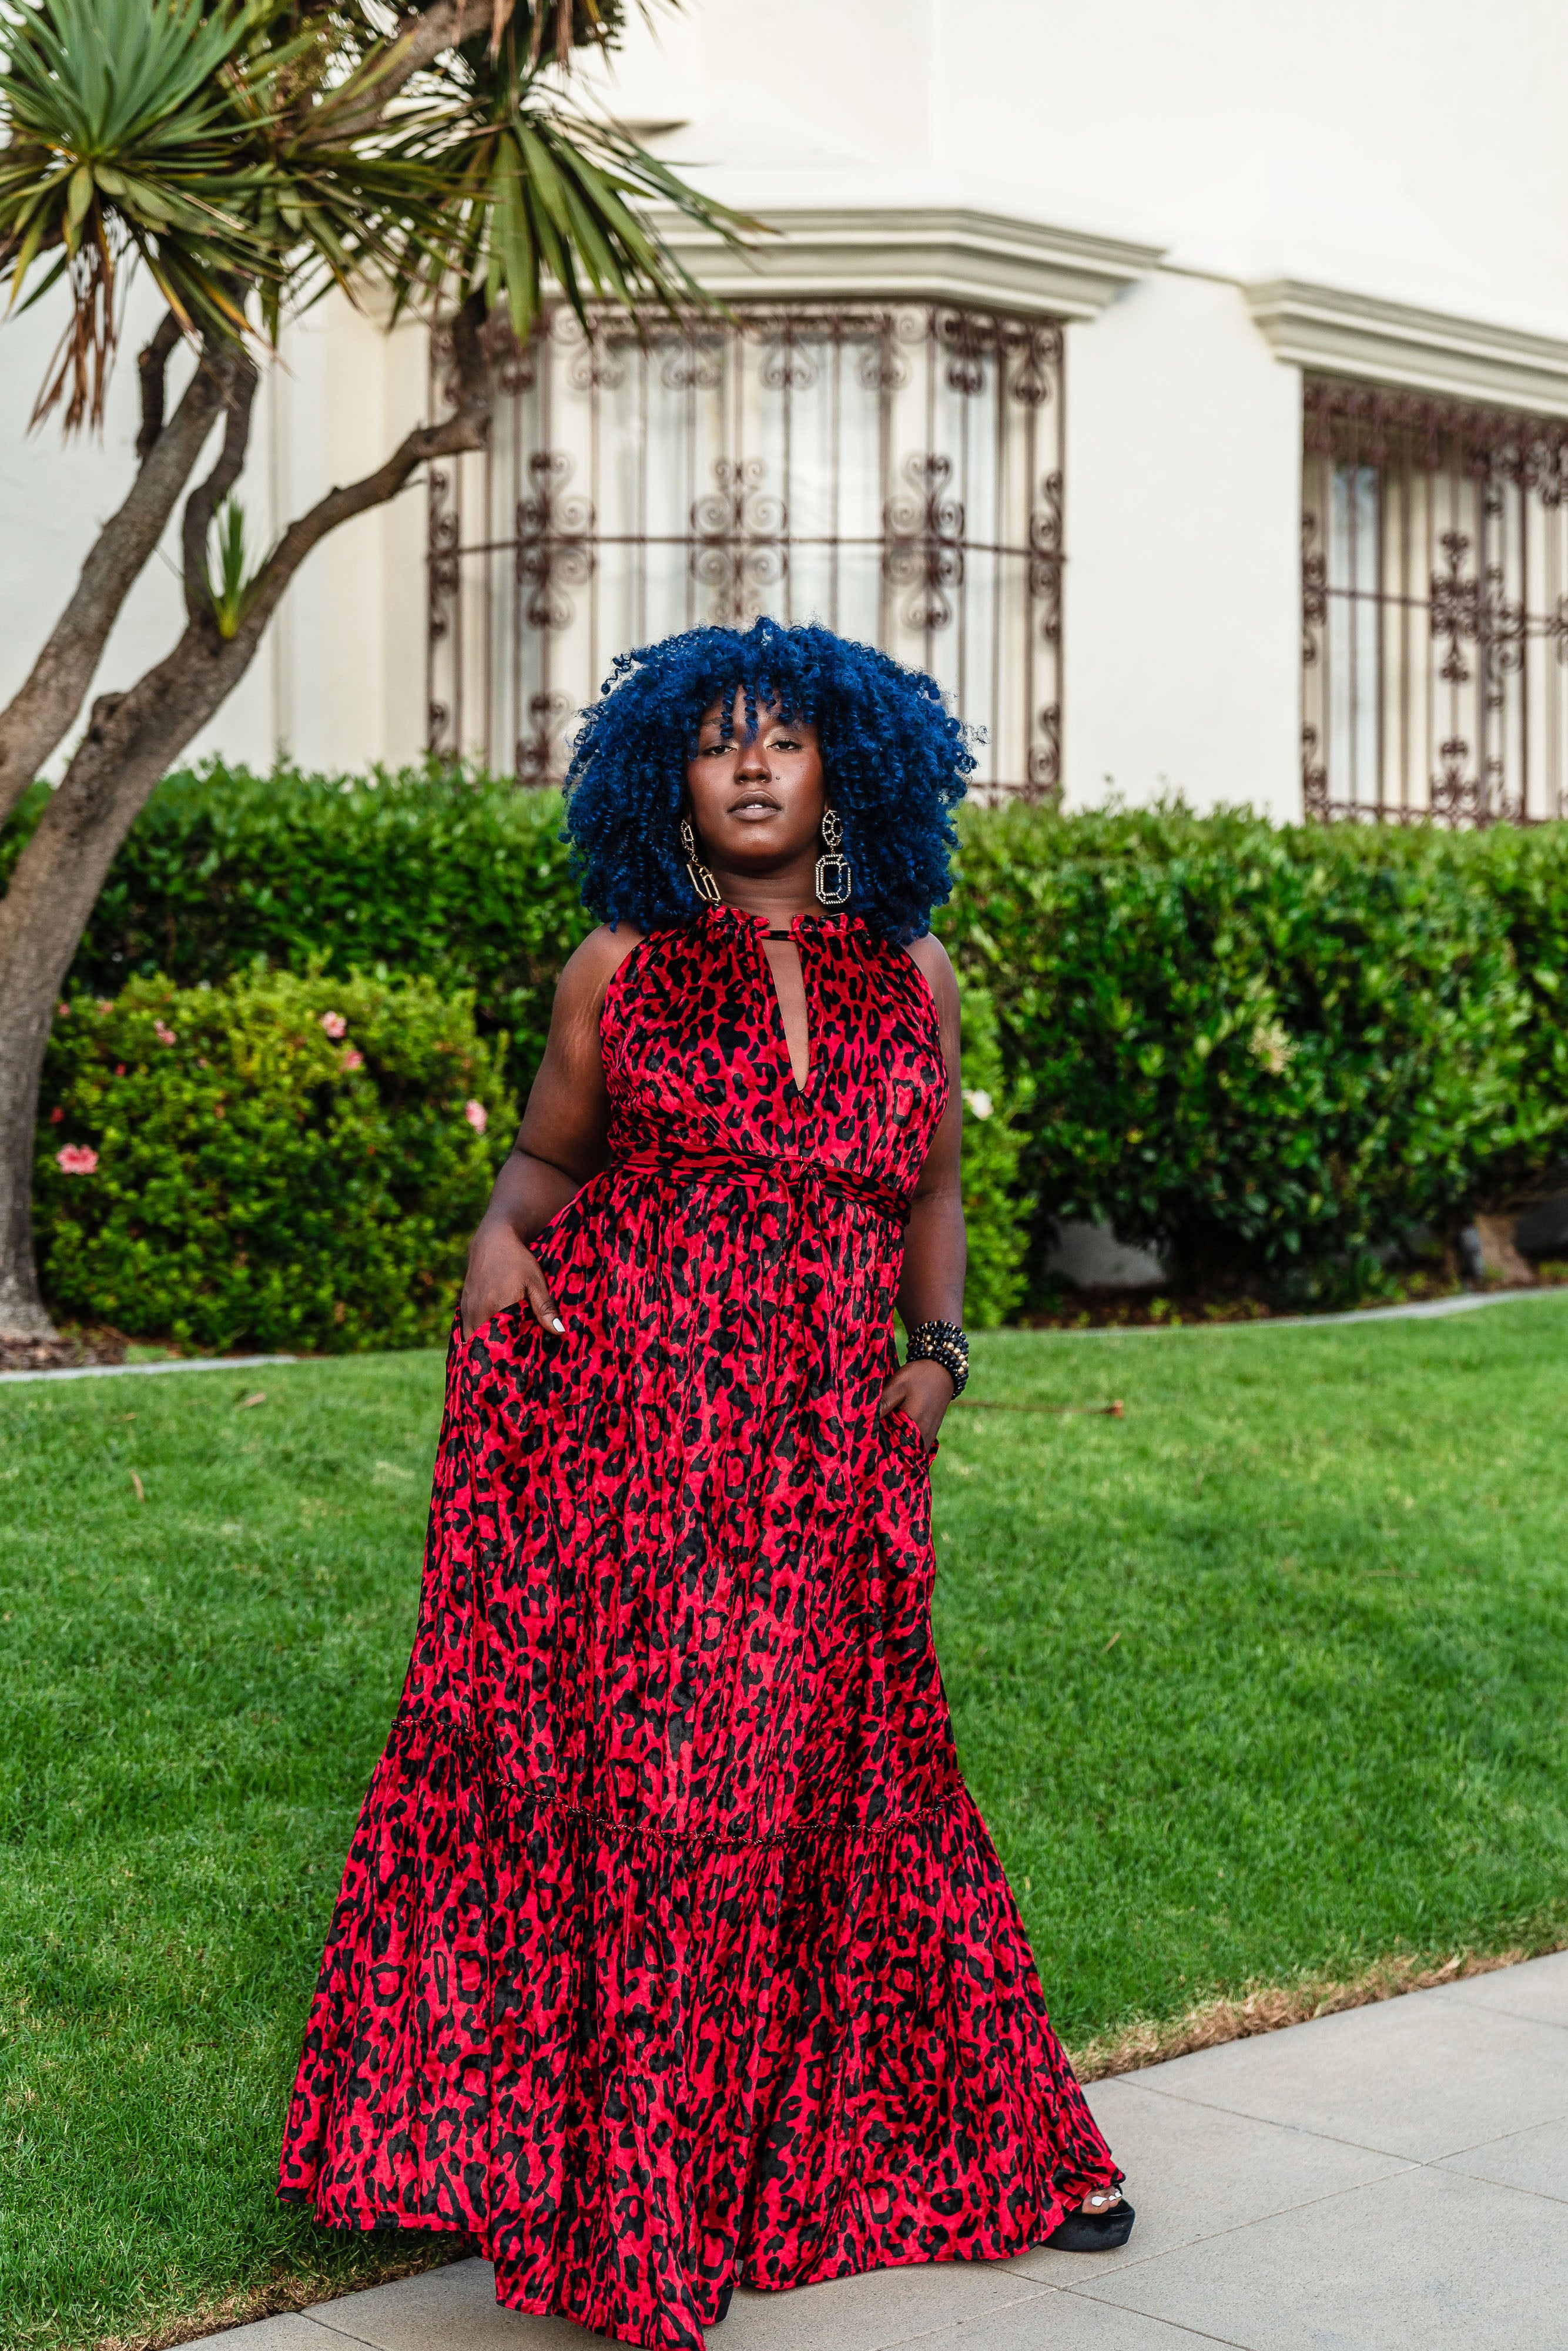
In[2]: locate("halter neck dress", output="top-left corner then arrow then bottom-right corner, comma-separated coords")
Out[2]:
279,905 -> 1119,2349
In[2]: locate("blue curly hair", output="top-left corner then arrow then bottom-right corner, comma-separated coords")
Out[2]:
561,619 -> 974,942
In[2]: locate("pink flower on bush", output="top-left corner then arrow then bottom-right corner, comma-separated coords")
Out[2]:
56,1144 -> 98,1175
320,1011 -> 347,1040
341,1046 -> 364,1071
49,1106 -> 63,1124
115,1063 -> 126,1077
96,998 -> 114,1014
153,1020 -> 176,1046
465,1099 -> 488,1134
57,1001 -> 69,1018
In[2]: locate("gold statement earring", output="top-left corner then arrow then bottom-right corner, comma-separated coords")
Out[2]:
680,815 -> 722,905
815,805 -> 853,907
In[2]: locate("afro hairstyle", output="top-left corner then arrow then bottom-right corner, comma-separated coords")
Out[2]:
560,618 -> 974,942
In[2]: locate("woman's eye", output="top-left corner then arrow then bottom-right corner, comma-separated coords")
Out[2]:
770,735 -> 800,751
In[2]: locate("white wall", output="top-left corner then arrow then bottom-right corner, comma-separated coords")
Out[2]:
943,0 -> 1568,336
588,0 -> 1568,818
592,0 -> 1568,336
0,283 -> 429,784
1064,274 -> 1303,816
6,0 -> 1566,809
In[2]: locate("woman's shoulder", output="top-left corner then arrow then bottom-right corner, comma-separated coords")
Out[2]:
557,920 -> 646,992
545,923 -> 649,1041
899,930 -> 957,1009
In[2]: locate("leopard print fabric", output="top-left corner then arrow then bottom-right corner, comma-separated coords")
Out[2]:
278,906 -> 1120,2348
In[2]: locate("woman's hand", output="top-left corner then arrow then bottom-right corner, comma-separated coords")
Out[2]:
877,1358 -> 955,1448
460,1216 -> 564,1344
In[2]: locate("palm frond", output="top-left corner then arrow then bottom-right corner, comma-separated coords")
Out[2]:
0,0 -> 281,426
0,0 -> 754,432
202,496 -> 264,637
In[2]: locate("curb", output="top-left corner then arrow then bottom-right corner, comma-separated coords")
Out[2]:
1043,1284 -> 1568,1338
0,1352 -> 296,1388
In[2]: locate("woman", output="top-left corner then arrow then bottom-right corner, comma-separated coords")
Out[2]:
279,620 -> 1131,2349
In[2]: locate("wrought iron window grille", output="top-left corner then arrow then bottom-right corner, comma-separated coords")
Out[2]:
427,300 -> 1065,799
1302,377 -> 1568,825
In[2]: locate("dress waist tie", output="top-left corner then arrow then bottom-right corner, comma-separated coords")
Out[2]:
613,1147 -> 910,1230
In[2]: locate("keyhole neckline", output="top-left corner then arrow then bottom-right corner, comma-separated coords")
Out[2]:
753,922 -> 815,1098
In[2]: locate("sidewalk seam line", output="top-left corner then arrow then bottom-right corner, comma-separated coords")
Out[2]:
1427,2103 -> 1568,2158
299,2316 -> 398,2351
1427,1988 -> 1568,2034
1056,2288 -> 1256,2347
1429,2163 -> 1568,2205
1107,2079 -> 1420,2160
869,2285 -> 1067,2349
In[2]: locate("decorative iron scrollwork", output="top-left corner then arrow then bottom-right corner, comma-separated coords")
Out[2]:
517,691 -> 576,786
1302,724 -> 1329,819
1429,530 -> 1526,700
883,454 -> 965,632
516,451 -> 595,631
690,458 -> 788,626
1301,510 -> 1327,669
759,333 -> 819,393
427,467 -> 461,647
1007,319 -> 1064,409
1427,738 -> 1522,828
662,336 -> 725,393
1302,375 -> 1568,826
1029,470 -> 1063,644
1305,378 -> 1568,498
428,297 -> 1066,792
1026,705 -> 1062,804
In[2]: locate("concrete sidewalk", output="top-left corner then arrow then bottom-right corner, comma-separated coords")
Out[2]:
218,1954 -> 1568,2351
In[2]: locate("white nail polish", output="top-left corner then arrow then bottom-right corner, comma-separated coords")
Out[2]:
552,1318 -> 565,1334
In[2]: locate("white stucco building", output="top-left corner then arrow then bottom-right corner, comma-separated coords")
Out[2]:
6,0 -> 1568,821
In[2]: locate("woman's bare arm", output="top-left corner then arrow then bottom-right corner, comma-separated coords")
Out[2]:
460,924 -> 642,1339
880,935 -> 966,1443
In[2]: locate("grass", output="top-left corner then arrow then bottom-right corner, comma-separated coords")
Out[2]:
4,1298 -> 1568,2346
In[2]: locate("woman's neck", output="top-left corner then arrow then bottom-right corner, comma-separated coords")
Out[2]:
708,862 -> 823,926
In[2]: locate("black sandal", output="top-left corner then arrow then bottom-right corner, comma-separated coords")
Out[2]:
1041,2195 -> 1135,2252
707,2283 -> 734,2325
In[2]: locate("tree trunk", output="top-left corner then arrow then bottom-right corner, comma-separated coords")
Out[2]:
0,301 -> 492,1337
0,330 -> 240,826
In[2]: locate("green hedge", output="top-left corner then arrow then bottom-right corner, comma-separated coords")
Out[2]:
4,763 -> 591,1099
952,972 -> 1032,1328
942,805 -> 1568,1301
11,761 -> 1568,1311
38,967 -> 514,1352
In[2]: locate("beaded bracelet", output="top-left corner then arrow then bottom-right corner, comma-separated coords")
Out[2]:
905,1318 -> 970,1398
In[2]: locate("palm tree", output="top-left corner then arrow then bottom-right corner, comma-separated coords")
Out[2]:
0,0 -> 746,1339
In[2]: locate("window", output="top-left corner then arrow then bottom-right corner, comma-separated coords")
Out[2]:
427,302 -> 1064,795
1302,379 -> 1568,823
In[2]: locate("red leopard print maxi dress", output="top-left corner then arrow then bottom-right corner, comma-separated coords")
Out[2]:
279,905 -> 1120,2347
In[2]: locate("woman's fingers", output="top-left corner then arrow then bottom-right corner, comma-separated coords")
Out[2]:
524,1267 -> 565,1335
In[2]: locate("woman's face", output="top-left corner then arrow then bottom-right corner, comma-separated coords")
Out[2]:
685,691 -> 825,876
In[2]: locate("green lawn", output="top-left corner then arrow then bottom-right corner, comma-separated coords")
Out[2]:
5,1301 -> 1568,2347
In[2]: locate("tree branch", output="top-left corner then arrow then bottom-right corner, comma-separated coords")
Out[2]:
0,343 -> 228,827
135,310 -> 183,463
304,0 -> 494,145
0,294 -> 494,1333
242,293 -> 491,637
180,351 -> 261,628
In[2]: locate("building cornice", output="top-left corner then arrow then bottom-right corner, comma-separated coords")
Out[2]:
1247,277 -> 1568,419
649,203 -> 1165,321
